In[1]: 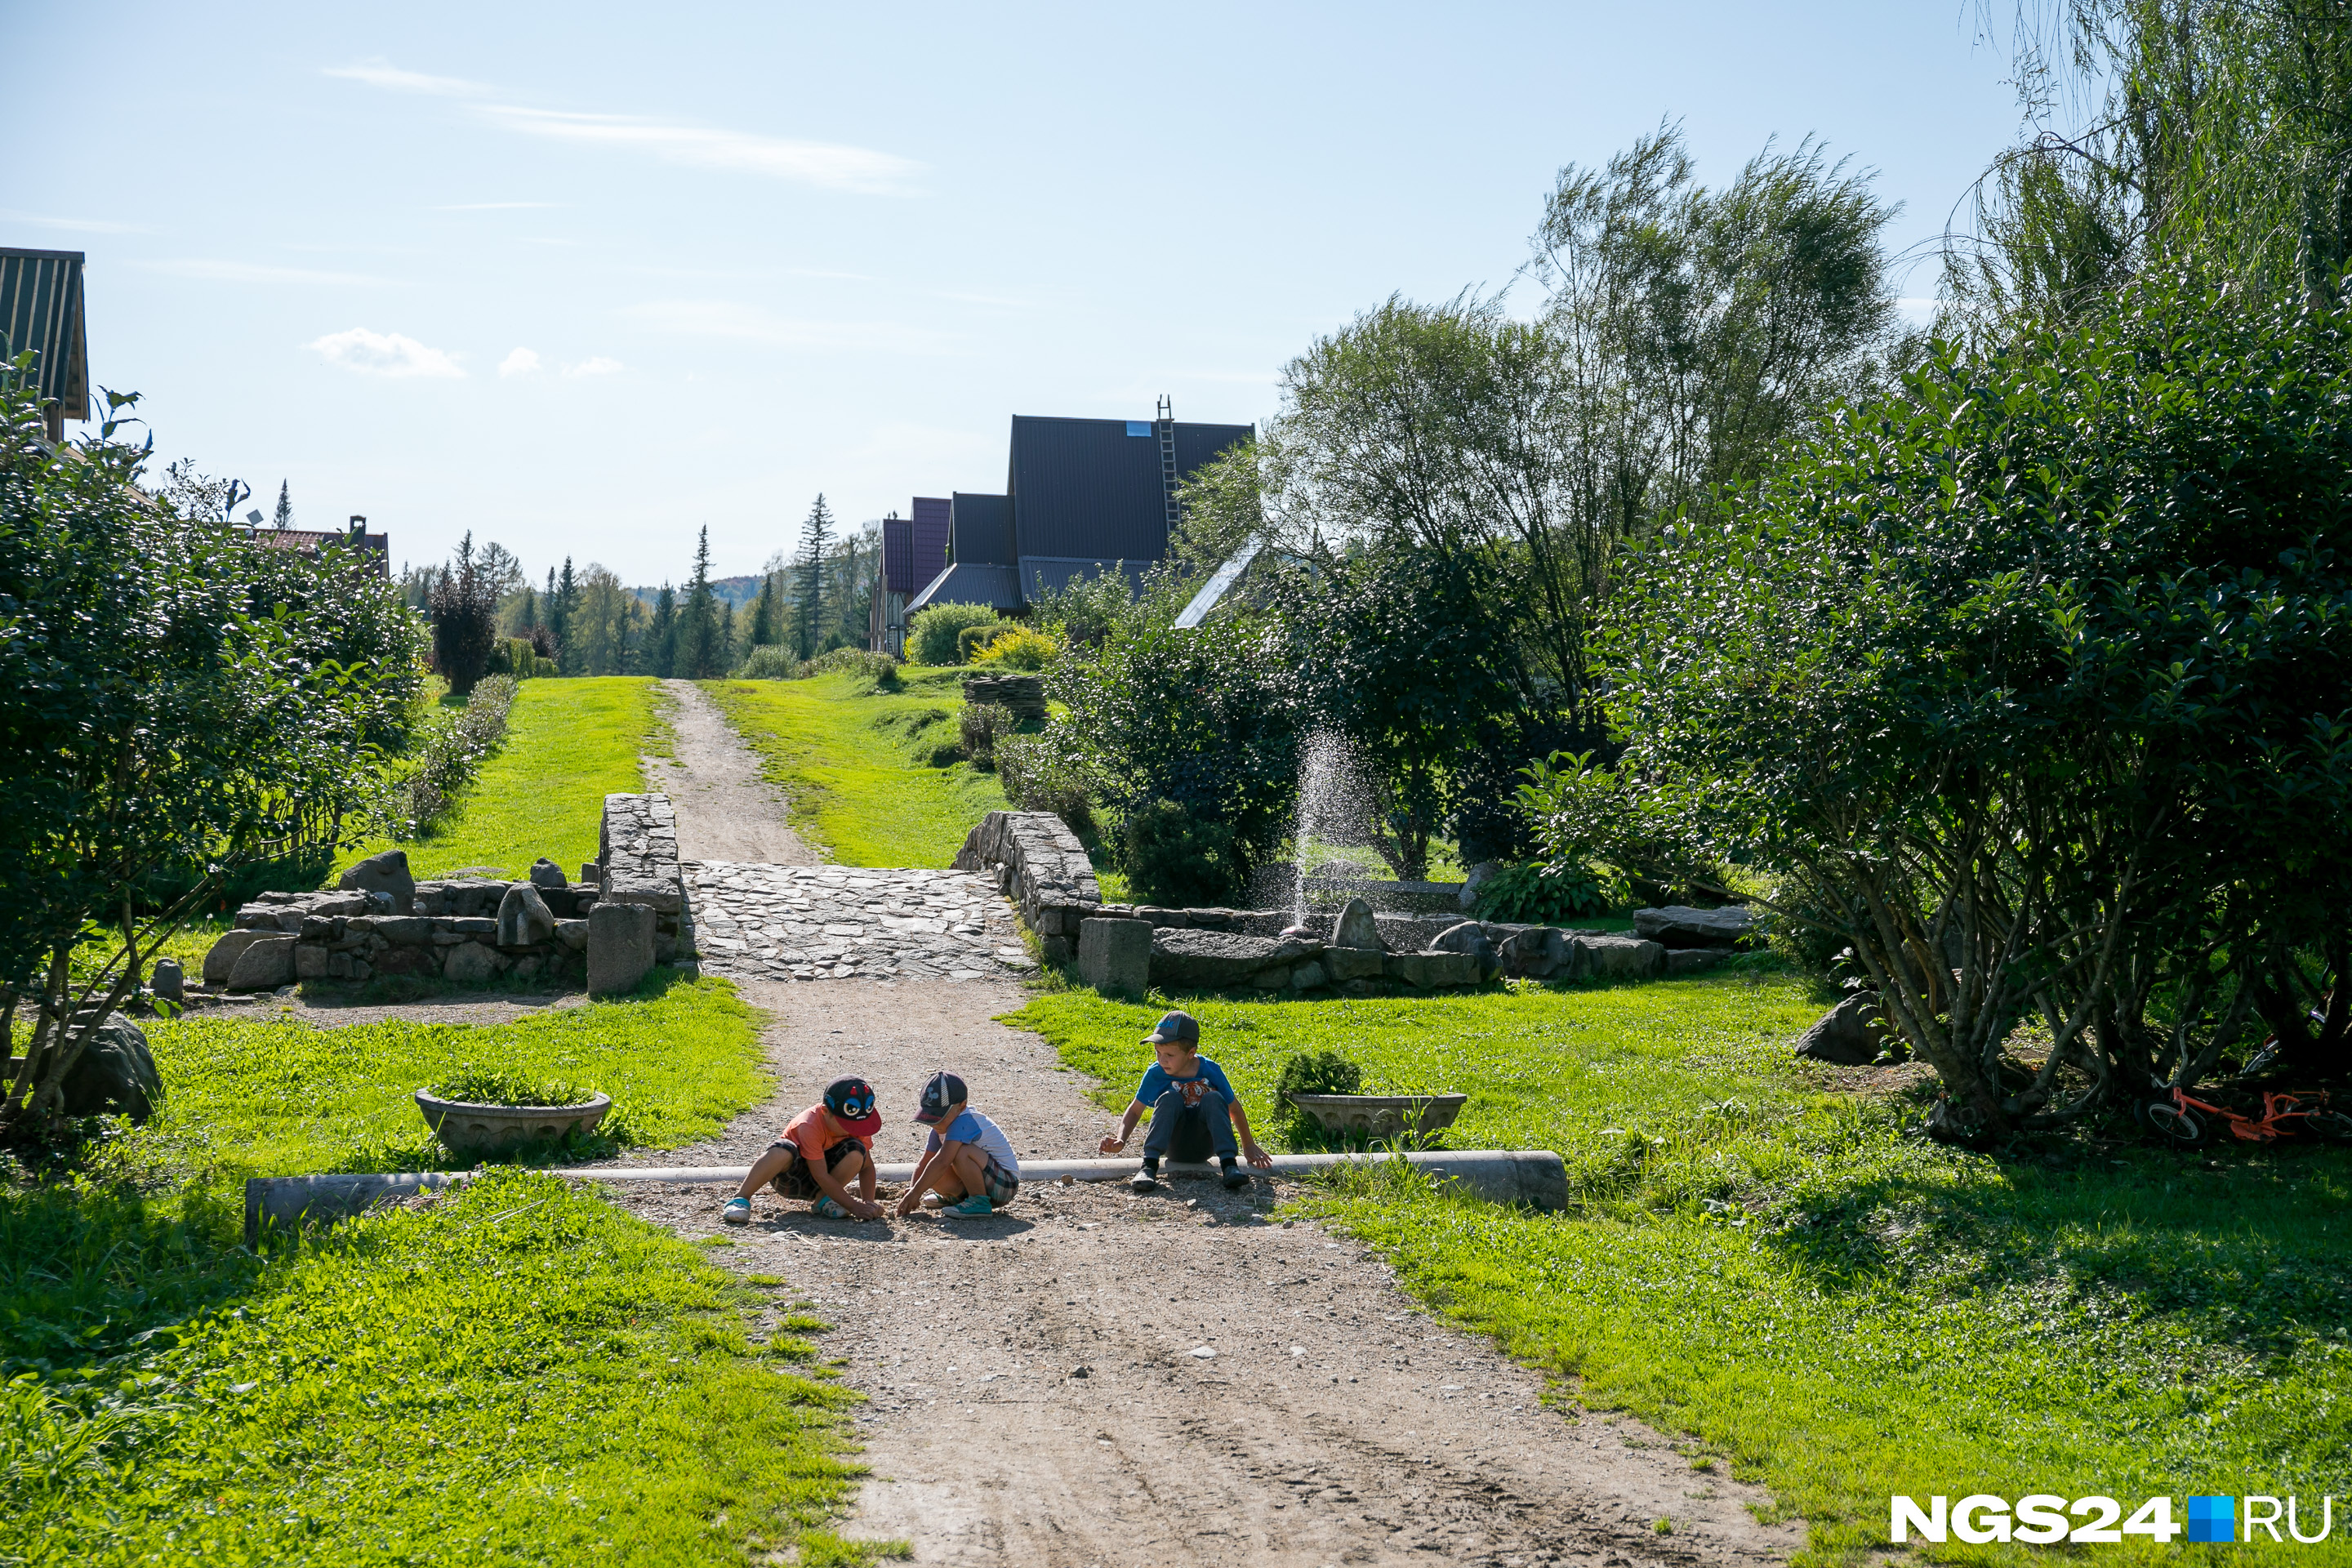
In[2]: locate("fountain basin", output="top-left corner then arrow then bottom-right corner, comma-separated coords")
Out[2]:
1289,1092 -> 1468,1142
416,1089 -> 611,1156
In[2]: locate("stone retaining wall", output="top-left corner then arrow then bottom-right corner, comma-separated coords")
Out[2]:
952,811 -> 1101,963
206,878 -> 590,991
597,792 -> 692,962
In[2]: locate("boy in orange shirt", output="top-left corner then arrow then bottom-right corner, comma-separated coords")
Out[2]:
722,1076 -> 885,1223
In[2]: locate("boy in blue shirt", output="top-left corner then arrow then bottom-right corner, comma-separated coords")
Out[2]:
1098,1009 -> 1273,1192
896,1070 -> 1022,1219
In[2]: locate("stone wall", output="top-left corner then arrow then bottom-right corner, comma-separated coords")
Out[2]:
952,811 -> 1101,963
597,792 -> 693,962
205,877 -> 590,991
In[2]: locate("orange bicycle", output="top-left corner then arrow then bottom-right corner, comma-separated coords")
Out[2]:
2138,1085 -> 2352,1149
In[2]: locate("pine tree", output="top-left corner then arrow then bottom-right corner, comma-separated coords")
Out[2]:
676,526 -> 724,678
749,569 -> 779,648
641,585 -> 677,677
795,494 -> 835,658
271,479 -> 293,531
717,601 -> 737,672
550,559 -> 579,672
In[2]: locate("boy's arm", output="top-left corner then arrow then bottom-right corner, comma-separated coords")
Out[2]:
1227,1098 -> 1274,1166
893,1143 -> 942,1214
810,1154 -> 880,1214
1098,1100 -> 1148,1153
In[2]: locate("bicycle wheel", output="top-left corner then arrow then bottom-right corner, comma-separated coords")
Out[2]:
2143,1099 -> 2212,1149
2304,1110 -> 2352,1143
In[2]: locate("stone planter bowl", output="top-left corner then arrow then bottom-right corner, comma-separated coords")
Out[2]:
415,1089 -> 612,1158
1289,1093 -> 1468,1143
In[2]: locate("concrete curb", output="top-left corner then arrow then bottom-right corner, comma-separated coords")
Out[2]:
243,1149 -> 1567,1245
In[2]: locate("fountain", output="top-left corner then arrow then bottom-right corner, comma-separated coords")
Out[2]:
1279,727 -> 1375,936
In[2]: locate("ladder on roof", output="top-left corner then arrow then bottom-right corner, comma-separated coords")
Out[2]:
1156,394 -> 1179,532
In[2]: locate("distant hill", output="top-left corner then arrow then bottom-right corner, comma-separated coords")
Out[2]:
629,574 -> 766,611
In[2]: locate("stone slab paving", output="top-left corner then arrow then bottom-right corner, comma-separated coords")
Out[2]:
684,859 -> 1038,983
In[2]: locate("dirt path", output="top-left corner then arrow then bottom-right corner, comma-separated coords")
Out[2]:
604,977 -> 1798,1568
645,678 -> 822,865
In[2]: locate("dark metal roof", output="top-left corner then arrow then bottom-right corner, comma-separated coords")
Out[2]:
882,516 -> 915,594
1005,414 -> 1253,564
0,247 -> 87,422
911,496 -> 950,586
907,560 -> 1024,614
950,492 -> 1015,566
1019,555 -> 1153,601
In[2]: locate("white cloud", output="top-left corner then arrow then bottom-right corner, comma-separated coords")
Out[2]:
309,327 -> 466,378
324,60 -> 488,96
625,299 -> 951,355
142,258 -> 396,286
435,200 -> 564,211
480,107 -> 920,193
567,356 -> 623,377
0,209 -> 149,234
498,347 -> 542,377
1895,297 -> 1944,325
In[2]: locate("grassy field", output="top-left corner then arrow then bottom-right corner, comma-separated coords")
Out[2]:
0,979 -> 894,1564
336,676 -> 661,882
706,670 -> 1007,866
1010,978 -> 2352,1566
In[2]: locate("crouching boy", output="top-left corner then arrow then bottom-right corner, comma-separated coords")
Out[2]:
723,1076 -> 885,1224
1098,1009 -> 1273,1192
895,1071 -> 1021,1219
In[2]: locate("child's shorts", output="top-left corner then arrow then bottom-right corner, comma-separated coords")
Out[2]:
977,1153 -> 1019,1207
768,1138 -> 864,1200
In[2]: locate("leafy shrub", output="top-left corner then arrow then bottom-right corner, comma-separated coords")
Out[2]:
378,675 -> 516,840
733,644 -> 900,684
1276,1048 -> 1362,1104
427,534 -> 501,695
909,602 -> 1000,665
428,1069 -> 597,1107
1119,797 -> 1246,907
957,621 -> 1004,662
734,644 -> 799,679
1474,859 -> 1625,924
997,731 -> 1098,834
487,636 -> 555,679
959,702 -> 1016,769
804,646 -> 898,682
971,624 -> 1058,670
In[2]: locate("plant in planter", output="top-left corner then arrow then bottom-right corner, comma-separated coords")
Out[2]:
1276,1048 -> 1466,1147
416,1069 -> 613,1159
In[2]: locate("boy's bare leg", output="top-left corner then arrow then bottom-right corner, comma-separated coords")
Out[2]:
737,1143 -> 795,1201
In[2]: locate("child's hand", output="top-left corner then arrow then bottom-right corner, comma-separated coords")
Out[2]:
893,1192 -> 921,1218
1098,1134 -> 1126,1155
1243,1140 -> 1275,1169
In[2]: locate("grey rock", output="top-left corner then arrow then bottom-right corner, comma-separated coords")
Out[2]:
1078,917 -> 1151,994
1459,861 -> 1503,911
296,943 -> 332,979
1497,925 -> 1572,980
370,916 -> 433,944
497,882 -> 557,947
1793,992 -> 1895,1066
555,919 -> 589,952
225,935 -> 296,991
1330,896 -> 1380,951
588,902 -> 658,997
1632,904 -> 1754,949
1290,961 -> 1328,991
581,862 -> 600,886
60,1013 -> 163,1121
1148,929 -> 1317,991
1383,950 -> 1482,988
1432,921 -> 1503,982
336,848 -> 416,915
1324,945 -> 1387,982
1666,947 -> 1739,975
149,957 -> 184,1003
528,857 -> 568,889
1572,934 -> 1666,980
443,942 -> 508,983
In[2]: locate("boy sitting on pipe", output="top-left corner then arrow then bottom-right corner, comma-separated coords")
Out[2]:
722,1076 -> 885,1224
895,1070 -> 1022,1218
1098,1009 -> 1274,1193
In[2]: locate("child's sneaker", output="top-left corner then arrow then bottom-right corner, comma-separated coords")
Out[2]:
810,1195 -> 849,1219
1220,1159 -> 1250,1190
940,1194 -> 993,1218
720,1196 -> 752,1226
1128,1160 -> 1161,1194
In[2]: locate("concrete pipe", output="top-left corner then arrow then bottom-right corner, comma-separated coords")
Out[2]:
243,1147 -> 1567,1245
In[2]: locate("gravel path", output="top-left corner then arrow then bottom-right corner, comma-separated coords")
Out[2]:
646,678 -> 821,865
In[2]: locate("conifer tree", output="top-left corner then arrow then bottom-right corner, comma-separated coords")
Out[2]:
550,559 -> 579,671
678,526 -> 724,677
795,494 -> 835,658
749,569 -> 779,648
271,479 -> 293,531
641,584 -> 677,677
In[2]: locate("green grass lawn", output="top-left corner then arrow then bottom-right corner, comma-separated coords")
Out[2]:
1009,978 -> 2352,1566
0,978 -> 898,1565
336,676 -> 661,882
705,670 -> 1007,866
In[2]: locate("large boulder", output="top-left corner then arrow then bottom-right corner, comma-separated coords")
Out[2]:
1793,992 -> 1896,1065
1383,951 -> 1482,988
1432,921 -> 1503,982
149,957 -> 185,1004
337,849 -> 416,915
497,882 -> 557,947
1078,918 -> 1151,994
588,902 -> 657,997
60,1013 -> 163,1121
1632,904 -> 1754,949
1497,925 -> 1573,980
202,928 -> 274,983
1572,934 -> 1666,980
443,942 -> 509,983
1330,896 -> 1379,951
528,857 -> 568,889
1148,929 -> 1316,991
225,935 -> 296,991
1458,861 -> 1503,911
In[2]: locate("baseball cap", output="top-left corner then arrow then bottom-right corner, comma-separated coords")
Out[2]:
1142,1010 -> 1200,1049
823,1076 -> 882,1137
915,1070 -> 968,1125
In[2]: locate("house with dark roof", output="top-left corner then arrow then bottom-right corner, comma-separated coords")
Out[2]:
869,497 -> 951,656
1,247 -> 88,443
899,403 -> 1253,624
243,515 -> 392,577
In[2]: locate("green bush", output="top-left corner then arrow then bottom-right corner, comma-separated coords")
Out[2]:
733,643 -> 799,679
1119,797 -> 1246,908
427,1068 -> 597,1107
956,621 -> 1005,662
959,702 -> 1016,769
733,644 -> 899,683
909,602 -> 1001,665
971,624 -> 1058,670
997,731 -> 1098,835
487,636 -> 555,679
1474,859 -> 1624,924
1276,1048 -> 1362,1104
376,675 -> 517,840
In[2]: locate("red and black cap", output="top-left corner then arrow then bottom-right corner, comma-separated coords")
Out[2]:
824,1076 -> 882,1137
915,1070 -> 968,1125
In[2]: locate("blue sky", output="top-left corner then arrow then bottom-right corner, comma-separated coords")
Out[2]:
5,2 -> 2019,586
